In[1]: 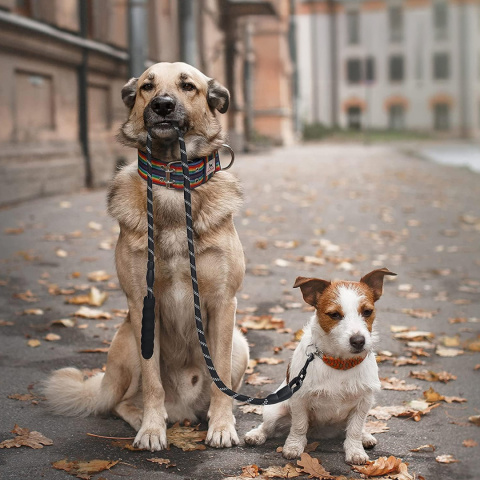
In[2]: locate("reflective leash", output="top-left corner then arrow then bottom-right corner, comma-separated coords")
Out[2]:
140,127 -> 314,405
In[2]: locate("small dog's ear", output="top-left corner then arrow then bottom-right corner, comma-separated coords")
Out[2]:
207,79 -> 230,114
121,77 -> 138,109
360,268 -> 397,302
293,277 -> 331,307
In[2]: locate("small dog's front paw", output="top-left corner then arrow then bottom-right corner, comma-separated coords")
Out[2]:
362,432 -> 377,449
244,426 -> 267,446
206,416 -> 239,448
282,440 -> 306,459
345,447 -> 370,465
134,425 -> 168,451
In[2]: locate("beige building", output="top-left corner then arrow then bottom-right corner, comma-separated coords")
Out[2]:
0,0 -> 296,206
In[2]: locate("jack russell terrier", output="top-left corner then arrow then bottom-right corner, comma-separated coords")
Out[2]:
245,268 -> 396,465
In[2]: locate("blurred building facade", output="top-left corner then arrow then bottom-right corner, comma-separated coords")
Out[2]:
297,0 -> 480,138
0,0 -> 296,205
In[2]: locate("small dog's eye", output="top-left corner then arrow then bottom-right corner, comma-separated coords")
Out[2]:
182,82 -> 196,92
363,309 -> 373,318
141,83 -> 154,92
327,312 -> 342,320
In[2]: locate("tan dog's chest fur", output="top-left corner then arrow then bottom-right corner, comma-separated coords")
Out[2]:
43,63 -> 250,451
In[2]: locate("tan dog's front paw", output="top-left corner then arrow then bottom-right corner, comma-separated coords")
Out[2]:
134,424 -> 168,451
345,447 -> 370,465
206,417 -> 239,448
244,426 -> 267,446
282,439 -> 306,459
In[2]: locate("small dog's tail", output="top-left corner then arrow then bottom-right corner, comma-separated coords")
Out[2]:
42,368 -> 118,417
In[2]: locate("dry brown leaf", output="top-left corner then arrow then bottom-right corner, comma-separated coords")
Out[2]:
440,336 -> 460,347
146,457 -> 174,467
44,333 -> 61,342
87,270 -> 112,282
274,240 -> 299,249
381,377 -> 420,391
365,420 -> 389,434
8,393 -> 36,402
410,444 -> 435,452
0,425 -> 53,449
262,463 -> 301,478
245,373 -> 274,386
110,440 -> 143,451
468,415 -> 480,426
352,455 -> 402,476
369,405 -> 409,421
23,308 -> 44,315
27,339 -> 41,348
238,404 -> 263,415
167,422 -> 207,451
435,346 -> 464,357
88,221 -> 102,231
465,337 -> 480,352
0,320 -> 14,326
435,454 -> 458,464
240,315 -> 285,331
393,357 -> 425,367
304,441 -> 320,453
409,370 -> 457,383
4,227 -> 24,235
51,318 -> 76,328
52,458 -> 118,478
295,453 -> 334,479
256,357 -> 285,365
56,248 -> 68,258
14,290 -> 38,302
402,308 -> 438,319
394,331 -> 434,342
423,387 -> 445,402
79,347 -> 109,353
444,396 -> 467,404
67,287 -> 108,307
241,464 -> 260,478
462,439 -> 478,447
250,264 -> 271,276
74,306 -> 112,320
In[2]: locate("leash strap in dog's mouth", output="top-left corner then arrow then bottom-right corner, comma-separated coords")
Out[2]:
141,126 -> 313,404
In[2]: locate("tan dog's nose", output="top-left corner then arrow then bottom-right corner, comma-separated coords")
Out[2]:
151,96 -> 176,116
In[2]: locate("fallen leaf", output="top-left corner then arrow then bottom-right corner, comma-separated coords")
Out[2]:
167,422 -> 207,451
52,458 -> 118,478
409,370 -> 457,383
462,439 -> 478,447
296,453 -> 334,479
440,336 -> 460,347
240,315 -> 284,331
410,444 -> 435,452
238,404 -> 263,415
245,373 -> 274,386
88,221 -> 103,231
110,440 -> 142,451
23,308 -> 44,315
274,240 -> 299,249
423,387 -> 444,402
365,420 -> 389,434
0,320 -> 14,326
444,396 -> 467,404
394,331 -> 434,342
4,227 -> 24,235
87,270 -> 112,282
241,464 -> 260,478
435,454 -> 458,464
27,339 -> 41,348
393,357 -> 425,367
300,256 -> 325,266
67,287 -> 108,307
435,346 -> 464,357
351,455 -> 402,476
256,357 -> 284,365
51,318 -> 76,328
44,333 -> 61,342
381,377 -> 419,391
468,415 -> 480,426
250,264 -> 271,276
56,248 -> 68,258
146,457 -> 174,467
402,308 -> 438,319
390,325 -> 416,333
304,441 -> 320,453
74,306 -> 111,320
465,338 -> 480,352
79,348 -> 109,353
14,290 -> 38,302
0,425 -> 52,449
262,463 -> 301,478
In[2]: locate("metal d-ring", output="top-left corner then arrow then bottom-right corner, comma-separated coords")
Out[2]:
220,144 -> 235,170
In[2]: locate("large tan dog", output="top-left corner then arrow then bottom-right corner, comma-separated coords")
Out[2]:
44,62 -> 249,451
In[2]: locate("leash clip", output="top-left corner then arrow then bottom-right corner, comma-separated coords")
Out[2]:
220,144 -> 235,170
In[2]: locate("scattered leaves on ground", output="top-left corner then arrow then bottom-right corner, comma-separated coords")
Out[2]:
239,315 -> 285,331
167,422 -> 207,451
351,455 -> 403,476
409,370 -> 457,383
435,454 -> 458,464
401,308 -> 438,319
381,377 -> 419,391
14,290 -> 38,302
241,464 -> 260,477
52,458 -> 118,478
0,425 -> 52,449
365,420 -> 389,434
262,463 -> 301,478
246,373 -> 274,386
295,453 -> 334,479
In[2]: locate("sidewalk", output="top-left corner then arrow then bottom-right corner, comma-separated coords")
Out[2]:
0,143 -> 479,479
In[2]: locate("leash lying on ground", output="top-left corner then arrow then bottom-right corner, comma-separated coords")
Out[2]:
140,126 -> 314,405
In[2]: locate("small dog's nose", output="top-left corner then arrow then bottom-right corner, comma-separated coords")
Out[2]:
350,334 -> 365,351
151,96 -> 176,116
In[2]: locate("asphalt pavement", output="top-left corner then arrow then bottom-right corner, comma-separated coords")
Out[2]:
0,142 -> 479,479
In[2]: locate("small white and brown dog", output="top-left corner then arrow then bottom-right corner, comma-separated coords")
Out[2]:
245,268 -> 396,465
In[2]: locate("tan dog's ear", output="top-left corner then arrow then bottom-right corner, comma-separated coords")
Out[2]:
360,268 -> 397,302
207,79 -> 230,114
293,277 -> 331,307
121,77 -> 138,109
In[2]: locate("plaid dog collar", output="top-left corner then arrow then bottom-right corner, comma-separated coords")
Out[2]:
138,149 -> 221,189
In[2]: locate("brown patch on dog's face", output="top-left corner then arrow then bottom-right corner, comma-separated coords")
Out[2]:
118,62 -> 230,159
354,282 -> 376,332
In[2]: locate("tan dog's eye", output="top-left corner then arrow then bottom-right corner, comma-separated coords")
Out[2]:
327,312 -> 342,321
362,309 -> 373,318
182,82 -> 196,92
141,83 -> 154,92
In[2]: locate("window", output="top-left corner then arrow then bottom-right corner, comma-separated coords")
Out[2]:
433,1 -> 448,40
433,53 -> 449,80
389,55 -> 404,82
347,107 -> 362,130
347,59 -> 362,84
434,104 -> 450,130
389,105 -> 405,130
365,57 -> 375,82
347,10 -> 360,45
389,6 -> 403,42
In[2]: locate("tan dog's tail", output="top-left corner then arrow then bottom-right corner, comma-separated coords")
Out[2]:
43,368 -> 117,417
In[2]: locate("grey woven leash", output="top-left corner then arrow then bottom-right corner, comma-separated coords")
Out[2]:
141,126 -> 314,405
